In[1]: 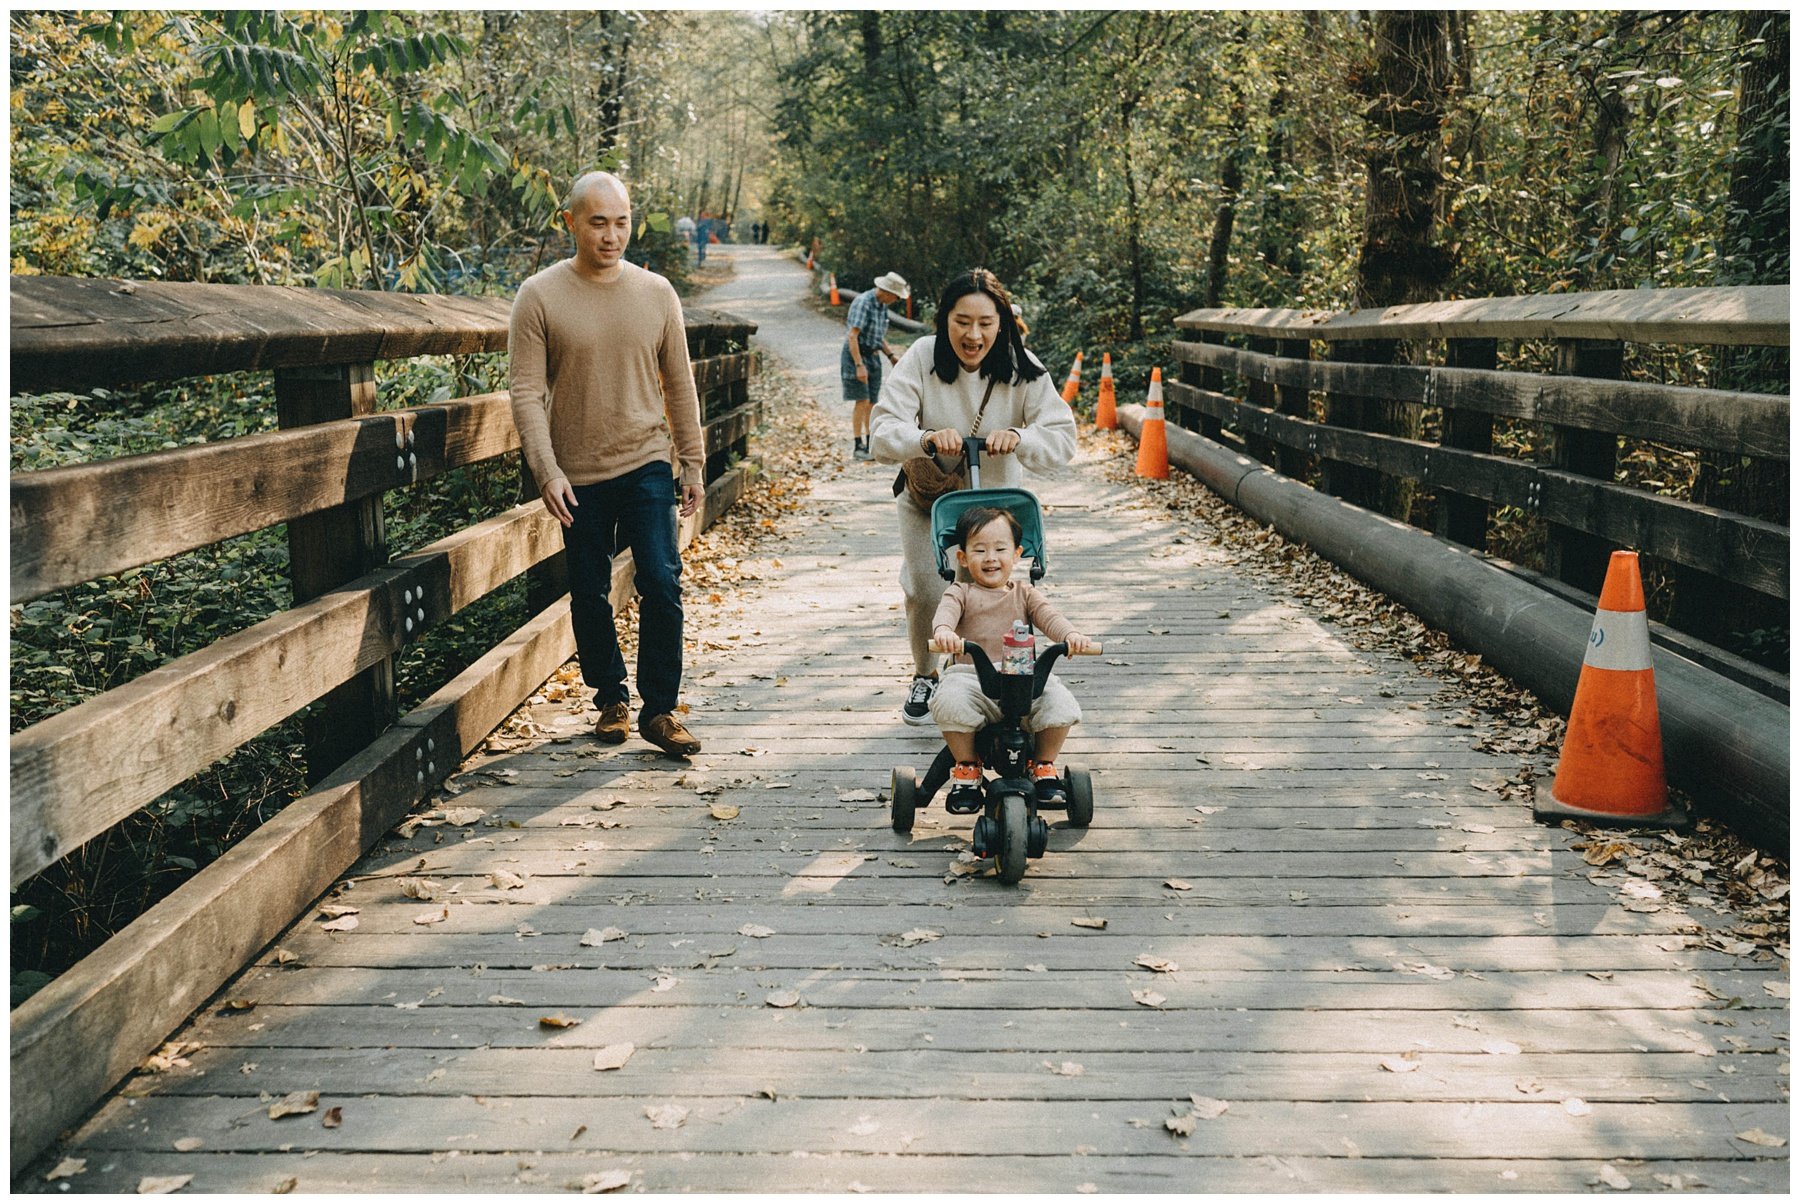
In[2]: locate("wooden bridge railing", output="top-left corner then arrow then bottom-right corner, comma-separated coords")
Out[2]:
1170,285 -> 1789,680
8,277 -> 760,1164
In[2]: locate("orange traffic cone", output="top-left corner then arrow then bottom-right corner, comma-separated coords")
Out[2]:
1061,353 -> 1084,404
905,294 -> 913,320
829,274 -> 840,305
1535,551 -> 1687,829
1095,353 -> 1117,430
806,251 -> 815,271
1135,368 -> 1169,480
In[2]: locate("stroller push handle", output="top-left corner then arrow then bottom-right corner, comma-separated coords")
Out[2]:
962,435 -> 984,490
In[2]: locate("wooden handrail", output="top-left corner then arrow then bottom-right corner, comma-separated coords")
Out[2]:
1176,284 -> 1790,347
10,277 -> 760,390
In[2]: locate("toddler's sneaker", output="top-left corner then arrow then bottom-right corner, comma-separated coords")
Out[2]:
946,761 -> 984,812
902,675 -> 937,726
1032,760 -> 1066,806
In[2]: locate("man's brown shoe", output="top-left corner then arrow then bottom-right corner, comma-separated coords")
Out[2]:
594,702 -> 631,744
640,712 -> 701,758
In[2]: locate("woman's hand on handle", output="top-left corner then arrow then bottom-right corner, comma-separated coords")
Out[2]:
983,428 -> 1021,456
924,428 -> 964,456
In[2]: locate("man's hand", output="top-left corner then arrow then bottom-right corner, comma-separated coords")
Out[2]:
855,363 -> 869,383
931,626 -> 963,654
541,477 -> 577,528
680,483 -> 703,518
984,428 -> 1022,455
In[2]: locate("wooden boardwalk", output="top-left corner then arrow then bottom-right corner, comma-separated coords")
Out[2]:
24,249 -> 1787,1193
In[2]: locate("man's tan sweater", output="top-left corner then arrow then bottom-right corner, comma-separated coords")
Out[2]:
508,259 -> 704,490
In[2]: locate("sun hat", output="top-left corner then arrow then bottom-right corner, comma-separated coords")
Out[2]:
873,271 -> 911,299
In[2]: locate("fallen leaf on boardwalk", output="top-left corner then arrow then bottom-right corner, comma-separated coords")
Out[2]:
709,804 -> 741,821
1735,1128 -> 1786,1148
488,995 -> 525,1006
1193,805 -> 1223,814
837,789 -> 879,803
1480,1039 -> 1522,1056
766,990 -> 801,1008
319,914 -> 359,932
593,1043 -> 636,1071
1763,981 -> 1789,998
1514,1078 -> 1545,1095
538,1013 -> 582,1029
1395,961 -> 1456,981
272,1178 -> 298,1194
644,1104 -> 688,1130
1134,954 -> 1179,973
1379,1056 -> 1420,1074
1580,840 -> 1633,866
1657,937 -> 1692,952
1595,1165 -> 1632,1190
891,928 -> 942,947
172,1137 -> 204,1152
1469,777 -> 1509,794
1071,917 -> 1108,930
137,1175 -> 194,1194
1654,1174 -> 1704,1190
1459,823 -> 1497,834
489,870 -> 527,891
318,904 -> 360,920
738,923 -> 776,938
268,1090 -> 320,1119
1562,1097 -> 1592,1116
399,877 -> 441,900
1163,879 -> 1193,891
1189,1096 -> 1229,1119
443,807 -> 484,825
221,998 -> 256,1013
1025,964 -> 1047,972
321,1106 -> 342,1129
1045,1061 -> 1084,1076
273,948 -> 300,965
651,975 -> 679,993
591,797 -> 626,811
1132,988 -> 1167,1008
848,1116 -> 881,1136
581,927 -> 628,946
1165,1113 -> 1196,1136
45,1158 -> 86,1182
582,1170 -> 631,1193
413,907 -> 449,926
1076,1184 -> 1098,1194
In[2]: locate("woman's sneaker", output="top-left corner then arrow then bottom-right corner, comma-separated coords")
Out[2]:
946,761 -> 984,812
1032,761 -> 1066,805
902,675 -> 937,726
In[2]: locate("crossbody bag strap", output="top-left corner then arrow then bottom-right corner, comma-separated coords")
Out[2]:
968,376 -> 1000,440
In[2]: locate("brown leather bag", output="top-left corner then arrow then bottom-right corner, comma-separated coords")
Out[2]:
892,377 -> 998,508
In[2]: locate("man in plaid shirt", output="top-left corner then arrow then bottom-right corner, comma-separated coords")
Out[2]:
842,271 -> 910,461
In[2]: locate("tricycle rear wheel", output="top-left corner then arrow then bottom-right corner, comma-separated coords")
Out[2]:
890,767 -> 916,833
1065,766 -> 1094,828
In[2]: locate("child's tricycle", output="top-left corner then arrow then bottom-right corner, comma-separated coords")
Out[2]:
887,436 -> 1098,885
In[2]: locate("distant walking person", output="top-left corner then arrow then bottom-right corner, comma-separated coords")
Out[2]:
674,212 -> 697,263
842,271 -> 910,461
871,268 -> 1076,725
508,171 -> 705,758
694,209 -> 711,267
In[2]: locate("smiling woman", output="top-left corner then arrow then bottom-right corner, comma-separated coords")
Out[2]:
868,268 -> 1078,727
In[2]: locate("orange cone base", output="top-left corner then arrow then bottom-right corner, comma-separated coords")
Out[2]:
1533,780 -> 1690,831
1095,401 -> 1117,430
1136,425 -> 1169,479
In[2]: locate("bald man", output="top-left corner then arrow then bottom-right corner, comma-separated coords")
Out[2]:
509,171 -> 705,757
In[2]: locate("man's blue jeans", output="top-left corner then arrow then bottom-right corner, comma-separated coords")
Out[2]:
562,462 -> 684,723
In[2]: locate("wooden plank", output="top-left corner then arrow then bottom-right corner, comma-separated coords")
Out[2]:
55,1093 -> 1789,1160
1173,338 -> 1791,457
1175,284 -> 1790,347
1163,380 -> 1788,596
16,1150 -> 1779,1195
9,504 -> 563,886
10,276 -> 764,391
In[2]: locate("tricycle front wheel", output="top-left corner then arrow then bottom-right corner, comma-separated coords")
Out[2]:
995,794 -> 1029,884
890,766 -> 917,833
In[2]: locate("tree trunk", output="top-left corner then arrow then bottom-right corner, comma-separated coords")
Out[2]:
1258,71 -> 1301,283
1352,10 -> 1453,519
1121,96 -> 1145,341
1571,11 -> 1639,288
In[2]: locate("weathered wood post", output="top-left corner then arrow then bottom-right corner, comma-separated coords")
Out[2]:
1544,338 -> 1622,594
1192,331 -> 1225,441
1243,335 -> 1280,467
1274,337 -> 1312,481
275,362 -> 396,783
1435,337 -> 1498,549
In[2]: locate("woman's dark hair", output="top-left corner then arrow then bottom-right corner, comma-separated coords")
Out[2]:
930,269 -> 1046,386
954,505 -> 1023,550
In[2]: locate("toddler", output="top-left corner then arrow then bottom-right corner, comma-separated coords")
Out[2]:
929,506 -> 1097,807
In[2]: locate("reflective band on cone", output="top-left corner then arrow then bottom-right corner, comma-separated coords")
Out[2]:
1536,550 -> 1686,830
